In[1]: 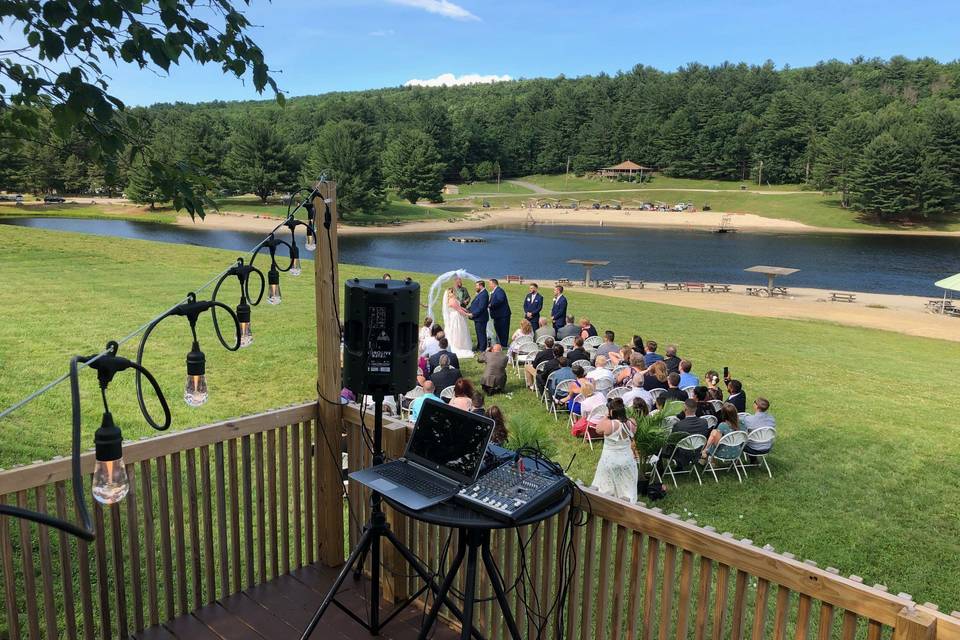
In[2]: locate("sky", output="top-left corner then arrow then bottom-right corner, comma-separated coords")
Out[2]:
4,0 -> 960,106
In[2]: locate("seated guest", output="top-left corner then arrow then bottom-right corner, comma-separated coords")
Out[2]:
430,355 -> 461,397
577,381 -> 606,420
537,346 -> 566,394
595,331 -> 619,360
546,355 -> 575,396
557,315 -> 580,340
663,345 -> 682,375
675,386 -> 714,419
560,365 -> 590,412
609,344 -> 632,366
678,360 -> 699,389
662,373 -> 689,402
630,396 -> 650,419
579,317 -> 598,339
487,406 -> 509,445
622,374 -> 654,411
667,399 -> 711,469
450,378 -> 475,412
476,344 -> 509,395
428,337 -> 460,374
565,337 -> 590,365
587,356 -> 616,386
409,381 -> 440,423
470,391 -> 486,416
643,341 -> 663,367
741,397 -> 775,450
508,319 -> 535,357
700,403 -> 743,463
632,335 -> 646,355
617,352 -> 645,385
642,360 -> 669,391
535,317 -> 556,340
704,370 -> 722,392
421,324 -> 444,358
726,379 -> 746,412
706,386 -> 724,403
418,317 -> 433,353
524,336 -> 556,389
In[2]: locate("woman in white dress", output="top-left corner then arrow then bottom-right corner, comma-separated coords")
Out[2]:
442,288 -> 474,358
591,397 -> 638,502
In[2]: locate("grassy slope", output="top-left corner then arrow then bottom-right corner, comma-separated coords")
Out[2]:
455,181 -> 533,196
521,173 -> 806,193
215,193 -> 472,224
0,202 -> 178,224
1,225 -> 959,608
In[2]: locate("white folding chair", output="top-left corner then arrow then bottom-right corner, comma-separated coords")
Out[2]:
536,335 -> 552,348
704,415 -> 718,429
605,386 -> 628,401
709,400 -> 723,413
584,336 -> 602,350
649,388 -> 667,403
514,342 -> 538,378
582,404 -> 609,449
432,365 -> 443,374
401,386 -> 425,421
705,431 -> 748,482
551,380 -> 576,421
681,385 -> 696,397
741,427 -> 777,478
611,365 -> 629,383
662,434 -> 707,486
594,377 -> 614,395
572,359 -> 592,369
568,393 -> 585,427
541,369 -> 560,407
439,385 -> 456,402
581,365 -> 596,375
561,336 -> 576,348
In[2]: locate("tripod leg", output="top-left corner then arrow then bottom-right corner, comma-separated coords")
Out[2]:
481,543 -> 522,640
300,527 -> 374,640
417,535 -> 467,640
459,540 -> 480,640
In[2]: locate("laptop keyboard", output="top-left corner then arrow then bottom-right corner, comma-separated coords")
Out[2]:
375,464 -> 451,498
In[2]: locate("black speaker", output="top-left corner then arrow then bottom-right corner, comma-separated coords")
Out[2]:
342,278 -> 420,395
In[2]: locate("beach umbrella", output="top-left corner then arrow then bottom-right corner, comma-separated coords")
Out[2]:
934,273 -> 960,314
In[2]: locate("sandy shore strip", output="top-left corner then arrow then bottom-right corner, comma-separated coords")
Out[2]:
177,207 -> 960,238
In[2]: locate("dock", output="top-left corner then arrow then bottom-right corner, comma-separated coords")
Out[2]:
448,235 -> 486,243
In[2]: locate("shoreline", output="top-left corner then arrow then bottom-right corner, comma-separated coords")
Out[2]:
176,207 -> 960,238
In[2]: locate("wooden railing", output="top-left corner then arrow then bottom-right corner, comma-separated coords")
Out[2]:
341,405 -> 960,640
0,401 -> 339,639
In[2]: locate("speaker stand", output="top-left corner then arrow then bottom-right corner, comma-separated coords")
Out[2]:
300,394 -> 481,639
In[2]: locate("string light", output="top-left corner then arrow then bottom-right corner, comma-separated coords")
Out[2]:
213,258 -> 264,349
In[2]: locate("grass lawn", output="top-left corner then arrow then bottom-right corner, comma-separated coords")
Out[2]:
0,202 -> 178,224
520,173 -> 806,193
1,225 -> 959,609
455,180 -> 534,196
215,193 -> 472,225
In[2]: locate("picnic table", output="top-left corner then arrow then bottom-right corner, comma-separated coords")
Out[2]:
830,292 -> 857,303
708,284 -> 732,293
504,274 -> 524,283
684,282 -> 707,292
662,282 -> 683,291
611,276 -> 632,289
747,286 -> 789,297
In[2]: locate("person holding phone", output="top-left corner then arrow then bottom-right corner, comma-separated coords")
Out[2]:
725,379 -> 746,412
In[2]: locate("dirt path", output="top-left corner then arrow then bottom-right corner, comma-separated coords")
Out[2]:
501,182 -> 810,197
506,179 -> 552,194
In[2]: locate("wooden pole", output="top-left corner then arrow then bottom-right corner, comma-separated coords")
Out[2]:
313,181 -> 345,568
892,607 -> 936,640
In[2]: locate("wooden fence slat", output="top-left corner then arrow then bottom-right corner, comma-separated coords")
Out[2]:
658,543 -> 678,640
93,501 -> 111,640
868,620 -> 883,640
18,490 -> 41,639
302,422 -> 314,566
200,445 -> 216,604
185,448 -> 203,609
140,459 -> 159,627
55,482 -> 78,639
675,549 -> 694,640
109,502 -> 129,638
255,432 -> 267,582
267,429 -> 279,580
730,569 -> 749,640
817,603 -> 836,640
291,424 -> 302,570
578,517 -> 597,640
711,563 -> 731,640
228,438 -> 242,594
840,611 -> 859,640
772,585 -> 792,640
279,427 -> 290,577
241,436 -> 255,590
795,593 -> 813,640
626,531 -> 644,640
595,518 -> 614,640
156,455 -> 175,620
751,578 -> 770,640
214,442 -> 230,596
34,486 -> 59,638
170,451 -> 188,614
610,524 -> 629,640
0,495 -> 21,640
124,466 -> 145,632
693,557 -> 713,640
642,536 -> 660,640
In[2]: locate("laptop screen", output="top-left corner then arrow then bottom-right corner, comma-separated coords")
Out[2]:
405,399 -> 494,484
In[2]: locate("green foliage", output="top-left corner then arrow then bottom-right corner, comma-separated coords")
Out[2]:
459,166 -> 472,183
474,160 -> 495,182
382,130 -> 445,204
504,413 -> 557,460
849,133 -> 915,217
301,120 -> 386,217
226,119 -> 296,202
631,401 -> 684,480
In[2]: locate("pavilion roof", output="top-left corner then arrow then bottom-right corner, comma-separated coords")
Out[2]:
601,160 -> 653,171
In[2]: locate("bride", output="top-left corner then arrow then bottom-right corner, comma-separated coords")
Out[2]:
442,287 -> 474,357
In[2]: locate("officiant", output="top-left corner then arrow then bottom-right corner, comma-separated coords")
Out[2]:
453,275 -> 471,308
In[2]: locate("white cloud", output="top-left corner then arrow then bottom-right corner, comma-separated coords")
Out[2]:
369,29 -> 395,36
404,73 -> 512,87
386,0 -> 479,21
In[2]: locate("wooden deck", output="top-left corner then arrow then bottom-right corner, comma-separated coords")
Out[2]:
132,563 -> 457,640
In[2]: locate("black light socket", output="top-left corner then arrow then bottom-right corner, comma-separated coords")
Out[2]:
94,411 -> 123,462
236,301 -> 251,324
268,268 -> 280,286
186,345 -> 206,376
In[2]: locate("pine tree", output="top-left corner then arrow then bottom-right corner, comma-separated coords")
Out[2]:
849,133 -> 914,217
301,120 -> 386,216
226,119 -> 296,202
382,130 -> 445,204
125,157 -> 165,209
812,116 -> 872,207
474,161 -> 494,182
459,166 -> 472,183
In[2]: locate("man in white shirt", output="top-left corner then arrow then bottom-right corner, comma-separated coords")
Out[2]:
621,374 -> 654,411
586,356 -> 615,386
420,325 -> 444,358
741,397 -> 776,452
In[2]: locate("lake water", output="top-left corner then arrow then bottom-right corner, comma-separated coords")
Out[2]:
3,217 -> 958,296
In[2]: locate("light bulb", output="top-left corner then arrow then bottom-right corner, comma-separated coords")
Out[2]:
93,411 -> 129,504
267,268 -> 281,305
290,258 -> 302,277
185,347 -> 208,406
305,232 -> 317,252
236,301 -> 253,348
92,458 -> 129,504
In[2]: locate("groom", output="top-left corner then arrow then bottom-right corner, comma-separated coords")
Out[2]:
488,278 -> 512,348
467,280 -> 490,352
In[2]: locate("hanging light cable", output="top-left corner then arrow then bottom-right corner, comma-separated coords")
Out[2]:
251,233 -> 293,306
212,257 -> 265,348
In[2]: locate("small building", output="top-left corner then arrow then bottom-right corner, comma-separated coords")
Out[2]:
597,160 -> 653,179
443,184 -> 460,195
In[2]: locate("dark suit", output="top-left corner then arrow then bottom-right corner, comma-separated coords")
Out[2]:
468,289 -> 490,351
523,292 -> 543,329
430,367 -> 461,395
488,286 -> 511,347
428,349 -> 460,375
669,416 -> 711,468
727,391 -> 746,413
551,295 -> 568,330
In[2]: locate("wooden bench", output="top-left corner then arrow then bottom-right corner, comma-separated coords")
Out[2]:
830,292 -> 857,303
555,278 -> 571,287
708,284 -> 732,293
662,282 -> 683,291
504,274 -> 524,283
684,282 -> 707,292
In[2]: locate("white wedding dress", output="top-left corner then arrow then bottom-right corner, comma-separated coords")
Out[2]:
592,419 -> 638,503
442,292 -> 474,358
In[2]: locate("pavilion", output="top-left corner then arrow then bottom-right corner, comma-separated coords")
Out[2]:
596,160 -> 654,179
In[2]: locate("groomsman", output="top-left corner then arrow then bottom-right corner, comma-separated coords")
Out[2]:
523,283 -> 544,329
551,285 -> 568,330
467,280 -> 490,351
488,278 -> 512,347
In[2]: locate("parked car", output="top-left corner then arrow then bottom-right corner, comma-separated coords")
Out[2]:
43,195 -> 66,203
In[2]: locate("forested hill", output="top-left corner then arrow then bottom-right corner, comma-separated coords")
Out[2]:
5,57 -> 960,217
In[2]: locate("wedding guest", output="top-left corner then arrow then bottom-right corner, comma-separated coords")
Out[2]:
595,331 -> 619,360
643,341 -> 663,367
450,378 -> 475,411
726,379 -> 747,412
418,317 -> 433,353
545,354 -> 575,396
678,360 -> 699,389
525,337 -> 556,389
579,317 -> 598,339
428,337 -> 460,373
476,344 -> 509,395
535,317 -> 556,340
561,365 -> 591,413
565,337 -> 590,365
663,345 -> 681,375
591,397 -> 638,502
508,319 -> 535,358
642,361 -> 669,391
704,370 -> 722,392
662,373 -> 689,402
470,391 -> 486,416
617,352 -> 645,385
421,323 -> 444,358
430,355 -> 461,396
409,381 -> 439,423
609,344 -> 632,366
622,374 -> 654,410
701,403 -> 743,463
587,356 -> 615,386
557,315 -> 579,340
488,406 -> 508,445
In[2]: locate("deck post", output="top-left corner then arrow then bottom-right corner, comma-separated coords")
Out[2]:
892,607 -> 936,640
313,181 -> 346,568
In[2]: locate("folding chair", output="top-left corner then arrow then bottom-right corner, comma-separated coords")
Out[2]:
584,336 -> 602,350
401,386 -> 425,421
572,359 -> 591,369
681,385 -> 696,397
567,393 -> 585,428
611,365 -> 629,383
536,335 -> 552,348
582,404 -> 608,450
661,433 -> 707,486
514,342 -> 538,378
649,388 -> 666,403
709,400 -> 723,413
605,386 -> 628,401
741,427 -> 777,478
439,385 -> 456,402
551,380 -> 576,421
581,365 -> 596,375
561,336 -> 577,348
704,431 -> 748,482
594,377 -> 614,395
704,415 -> 718,429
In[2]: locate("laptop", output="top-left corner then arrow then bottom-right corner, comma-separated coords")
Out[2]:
350,398 -> 495,511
